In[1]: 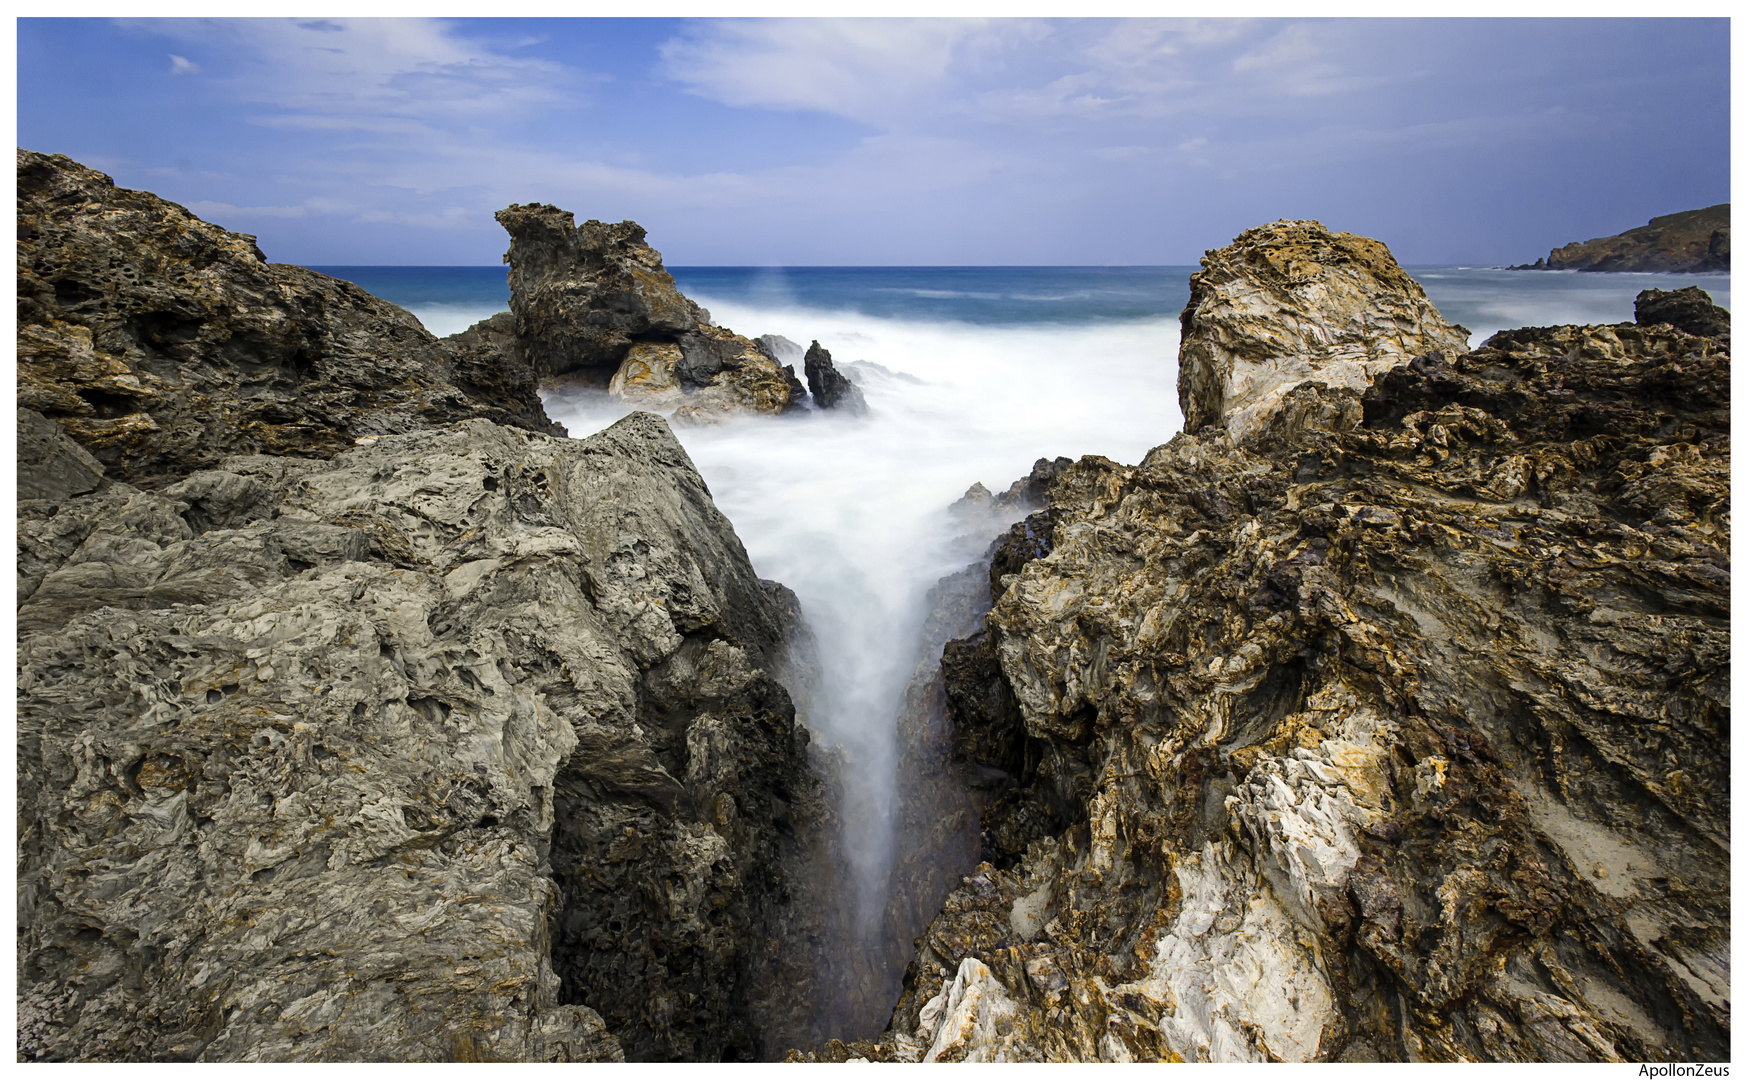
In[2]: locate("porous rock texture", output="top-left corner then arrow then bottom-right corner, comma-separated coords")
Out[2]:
1177,220 -> 1472,445
797,231 -> 1729,1062
17,153 -> 847,1063
16,150 -> 563,492
495,204 -> 798,421
1517,204 -> 1730,274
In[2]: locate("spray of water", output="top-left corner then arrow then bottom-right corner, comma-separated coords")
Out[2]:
398,267 -> 1727,1034
541,301 -> 1183,927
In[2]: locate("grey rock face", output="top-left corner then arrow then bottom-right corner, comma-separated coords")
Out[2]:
17,412 -> 839,1061
18,407 -> 107,502
803,341 -> 869,415
16,150 -> 561,490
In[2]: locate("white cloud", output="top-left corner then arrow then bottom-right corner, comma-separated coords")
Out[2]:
187,199 -> 306,219
168,54 -> 200,76
659,18 -> 1026,126
129,18 -> 575,122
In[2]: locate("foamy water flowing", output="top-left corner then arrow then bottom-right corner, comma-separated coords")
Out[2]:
375,263 -> 1727,1018
542,302 -> 1184,921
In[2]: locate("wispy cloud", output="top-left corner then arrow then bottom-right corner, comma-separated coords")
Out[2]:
658,18 -> 1003,126
187,199 -> 305,219
128,18 -> 578,123
40,17 -> 1723,264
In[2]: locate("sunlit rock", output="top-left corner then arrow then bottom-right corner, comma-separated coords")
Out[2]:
1177,219 -> 1471,445
795,231 -> 1730,1063
495,202 -> 799,418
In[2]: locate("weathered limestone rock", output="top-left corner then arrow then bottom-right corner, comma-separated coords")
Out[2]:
494,204 -> 797,419
800,232 -> 1729,1063
1177,220 -> 1471,444
1515,204 -> 1730,273
803,341 -> 870,415
16,150 -> 561,490
17,412 -> 845,1061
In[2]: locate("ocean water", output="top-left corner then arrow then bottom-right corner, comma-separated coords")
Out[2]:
315,262 -> 1731,1004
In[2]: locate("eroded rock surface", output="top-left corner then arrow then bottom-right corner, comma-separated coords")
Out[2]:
17,412 -> 847,1061
495,204 -> 798,421
1635,286 -> 1731,340
16,150 -> 561,491
799,227 -> 1729,1062
1177,220 -> 1471,444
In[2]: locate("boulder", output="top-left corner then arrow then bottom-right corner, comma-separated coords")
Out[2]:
803,341 -> 869,415
1634,286 -> 1730,339
1177,219 -> 1471,444
16,150 -> 560,490
494,204 -> 797,418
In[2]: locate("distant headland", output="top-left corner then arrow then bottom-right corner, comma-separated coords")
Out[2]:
1510,203 -> 1729,273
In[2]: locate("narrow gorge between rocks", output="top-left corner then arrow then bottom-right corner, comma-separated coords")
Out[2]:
17,149 -> 1731,1063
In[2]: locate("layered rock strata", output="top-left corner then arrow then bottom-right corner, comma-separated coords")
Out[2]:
495,204 -> 798,421
17,150 -> 562,491
799,232 -> 1730,1062
1515,204 -> 1730,273
17,152 -> 845,1062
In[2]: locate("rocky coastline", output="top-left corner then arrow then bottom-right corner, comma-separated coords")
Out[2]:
798,223 -> 1730,1062
1511,204 -> 1729,274
17,152 -> 1732,1063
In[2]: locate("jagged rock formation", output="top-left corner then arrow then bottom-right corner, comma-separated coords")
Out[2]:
1635,286 -> 1731,340
803,341 -> 869,415
17,153 -> 846,1063
16,150 -> 562,491
495,204 -> 797,421
1513,204 -> 1730,273
1177,220 -> 1472,444
753,335 -> 808,406
798,231 -> 1729,1062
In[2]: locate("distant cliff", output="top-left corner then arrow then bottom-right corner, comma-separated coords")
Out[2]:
1513,204 -> 1729,273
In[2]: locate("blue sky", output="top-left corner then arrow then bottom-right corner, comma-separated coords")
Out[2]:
16,17 -> 1731,266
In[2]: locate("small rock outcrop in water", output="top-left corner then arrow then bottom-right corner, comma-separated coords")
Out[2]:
17,152 -> 847,1062
16,151 -> 563,490
798,227 -> 1729,1062
1177,220 -> 1472,444
1512,204 -> 1730,273
803,341 -> 870,415
495,204 -> 798,421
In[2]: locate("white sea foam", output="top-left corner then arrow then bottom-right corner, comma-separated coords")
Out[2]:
403,303 -> 511,338
543,301 -> 1183,919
